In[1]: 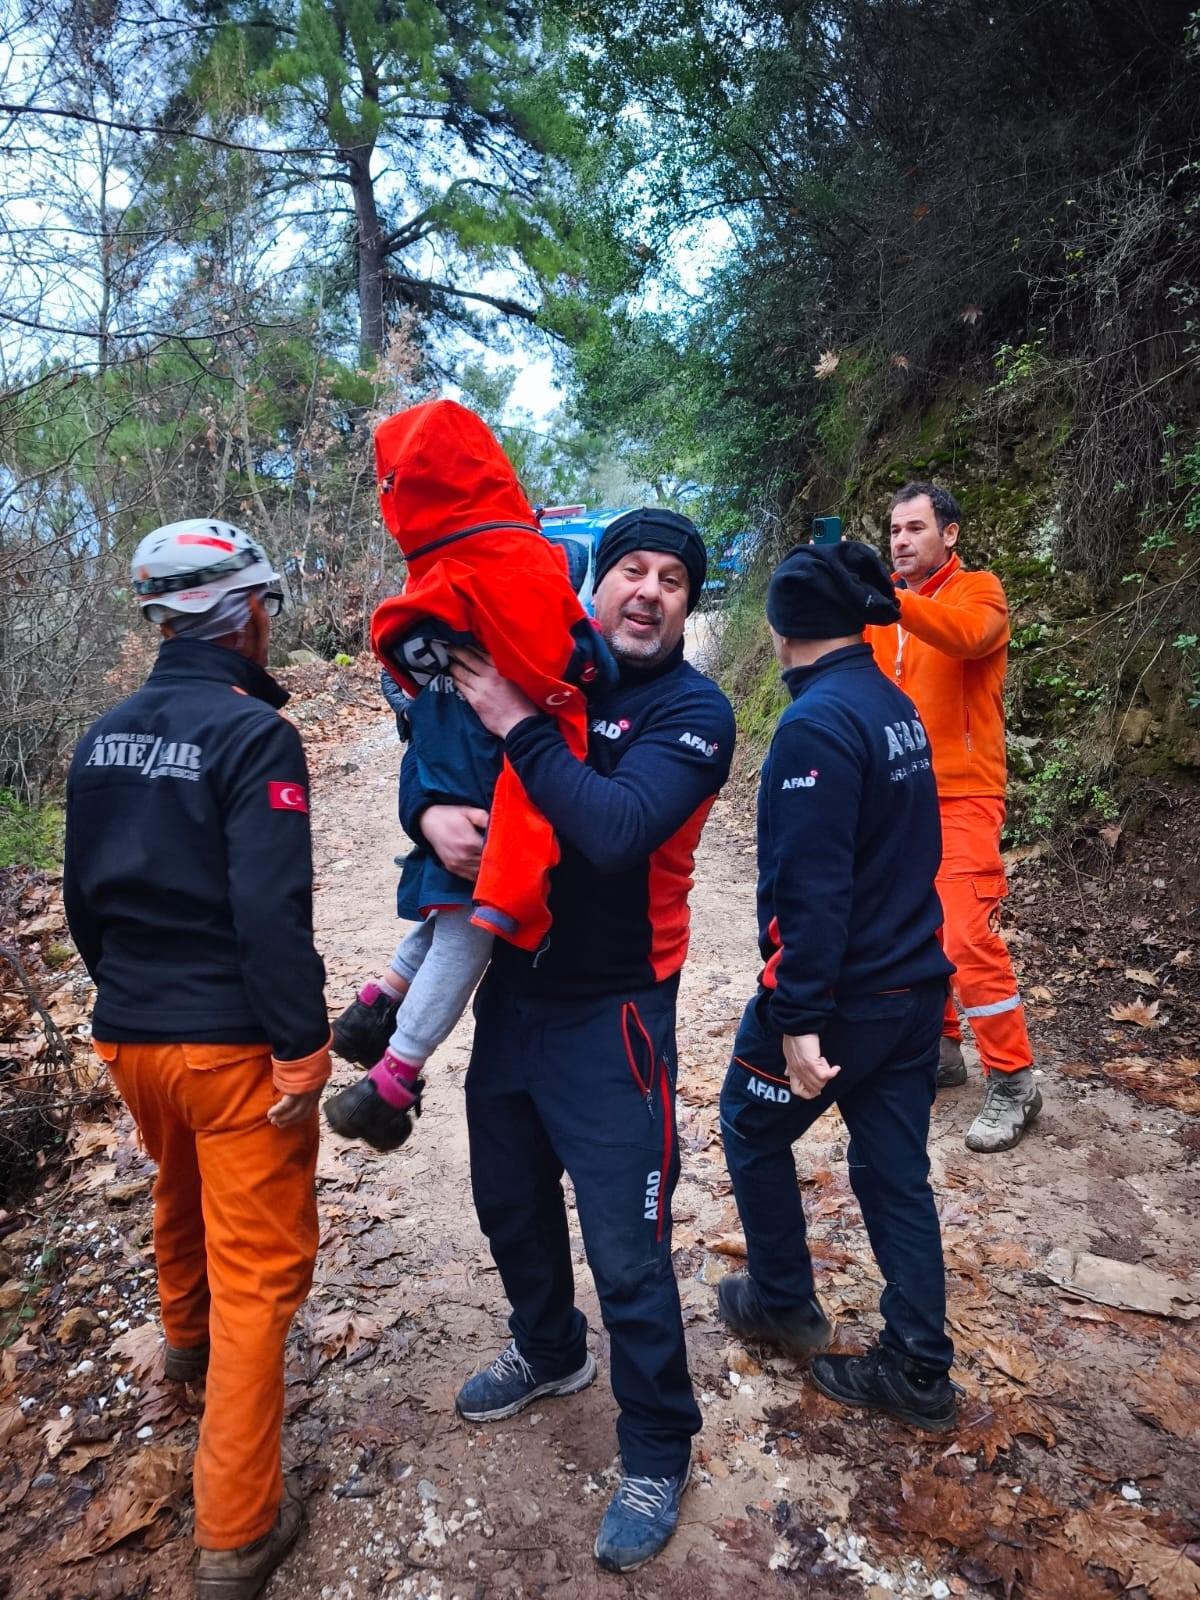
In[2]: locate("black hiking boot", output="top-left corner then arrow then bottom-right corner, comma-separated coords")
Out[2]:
717,1273 -> 832,1357
936,1037 -> 968,1088
331,989 -> 401,1068
810,1345 -> 957,1432
323,1075 -> 422,1152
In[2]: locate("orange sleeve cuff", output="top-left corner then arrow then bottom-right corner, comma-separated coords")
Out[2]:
271,1034 -> 333,1094
897,584 -> 1008,657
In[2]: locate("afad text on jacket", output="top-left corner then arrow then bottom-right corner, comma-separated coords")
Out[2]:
64,639 -> 329,1079
758,644 -> 952,1036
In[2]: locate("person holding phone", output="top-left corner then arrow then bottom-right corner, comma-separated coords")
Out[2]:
866,483 -> 1041,1153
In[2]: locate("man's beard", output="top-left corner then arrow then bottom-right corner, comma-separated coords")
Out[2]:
608,612 -> 665,661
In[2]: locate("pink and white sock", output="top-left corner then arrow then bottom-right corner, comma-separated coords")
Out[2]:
367,1048 -> 422,1111
359,975 -> 405,1006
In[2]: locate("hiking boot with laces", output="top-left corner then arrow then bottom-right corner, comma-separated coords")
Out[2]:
195,1474 -> 304,1599
331,987 -> 401,1068
455,1340 -> 596,1422
810,1345 -> 956,1433
936,1036 -> 968,1088
964,1067 -> 1042,1152
323,1074 -> 423,1152
594,1463 -> 691,1572
717,1273 -> 832,1357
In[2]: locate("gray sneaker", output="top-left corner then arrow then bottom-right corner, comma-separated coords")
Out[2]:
964,1068 -> 1042,1152
936,1037 -> 968,1088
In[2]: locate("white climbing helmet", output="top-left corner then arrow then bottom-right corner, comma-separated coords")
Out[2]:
130,519 -> 283,621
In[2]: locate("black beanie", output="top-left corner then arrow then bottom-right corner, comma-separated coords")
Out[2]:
595,508 -> 708,615
766,540 -> 900,638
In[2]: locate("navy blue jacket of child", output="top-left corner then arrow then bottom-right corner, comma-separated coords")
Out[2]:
758,643 -> 952,1035
392,537 -> 616,921
401,639 -> 735,995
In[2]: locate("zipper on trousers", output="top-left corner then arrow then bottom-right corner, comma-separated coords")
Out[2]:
620,1002 -> 656,1119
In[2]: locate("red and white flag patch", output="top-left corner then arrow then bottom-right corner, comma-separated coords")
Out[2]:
267,781 -> 308,813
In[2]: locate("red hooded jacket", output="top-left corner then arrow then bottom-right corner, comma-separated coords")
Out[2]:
370,399 -> 611,951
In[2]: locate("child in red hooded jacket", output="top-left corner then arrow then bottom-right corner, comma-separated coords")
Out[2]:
323,400 -> 614,1151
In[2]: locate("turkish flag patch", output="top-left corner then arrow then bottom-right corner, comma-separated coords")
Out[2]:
267,781 -> 308,813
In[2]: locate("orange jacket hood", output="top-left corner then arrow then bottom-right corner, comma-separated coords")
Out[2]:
374,399 -> 538,563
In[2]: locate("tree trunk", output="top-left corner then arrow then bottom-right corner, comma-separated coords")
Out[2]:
346,145 -> 385,363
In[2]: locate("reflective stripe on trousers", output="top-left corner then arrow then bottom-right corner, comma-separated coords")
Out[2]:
936,797 -> 1034,1074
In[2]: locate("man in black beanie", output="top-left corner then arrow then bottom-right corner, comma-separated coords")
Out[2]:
431,507 -> 735,1571
717,539 -> 959,1431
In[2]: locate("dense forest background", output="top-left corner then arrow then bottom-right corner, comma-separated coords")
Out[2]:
1,0 -> 1198,857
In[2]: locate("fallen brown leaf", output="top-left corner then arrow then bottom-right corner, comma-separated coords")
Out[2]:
1102,1055 -> 1200,1114
108,1322 -> 163,1381
60,1438 -> 118,1472
707,1232 -> 748,1259
0,1401 -> 26,1446
1124,967 -> 1160,987
309,1305 -> 386,1361
1109,998 -> 1161,1028
58,1445 -> 188,1562
1059,1504 -> 1200,1599
982,1339 -> 1043,1388
42,1413 -> 76,1460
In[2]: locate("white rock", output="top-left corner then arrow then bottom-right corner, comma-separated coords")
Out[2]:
1121,1483 -> 1142,1502
137,1425 -> 153,1439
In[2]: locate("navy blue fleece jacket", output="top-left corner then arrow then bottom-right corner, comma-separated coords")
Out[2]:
63,640 -> 328,1065
401,641 -> 735,996
758,643 -> 952,1034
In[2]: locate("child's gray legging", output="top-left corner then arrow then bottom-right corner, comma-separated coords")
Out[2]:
386,908 -> 494,1063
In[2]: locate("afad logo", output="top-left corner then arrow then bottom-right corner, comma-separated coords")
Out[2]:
781,769 -> 820,790
678,731 -> 719,757
592,717 -> 631,741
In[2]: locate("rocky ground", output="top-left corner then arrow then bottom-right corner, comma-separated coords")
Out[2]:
1,663 -> 1198,1600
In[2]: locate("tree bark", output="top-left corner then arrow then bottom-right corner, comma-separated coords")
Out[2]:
345,144 -> 385,363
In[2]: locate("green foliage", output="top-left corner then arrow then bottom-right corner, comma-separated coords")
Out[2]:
150,0 -> 619,360
0,791 -> 64,870
987,340 -> 1052,395
562,0 -> 1200,588
1010,739 -> 1118,844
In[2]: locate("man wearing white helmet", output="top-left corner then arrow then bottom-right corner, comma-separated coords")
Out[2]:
64,519 -> 330,1600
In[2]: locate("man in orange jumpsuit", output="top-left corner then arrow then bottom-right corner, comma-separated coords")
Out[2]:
64,520 -> 330,1598
867,483 -> 1042,1153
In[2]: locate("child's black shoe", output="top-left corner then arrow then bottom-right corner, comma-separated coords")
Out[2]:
331,988 -> 400,1067
324,1075 -> 422,1151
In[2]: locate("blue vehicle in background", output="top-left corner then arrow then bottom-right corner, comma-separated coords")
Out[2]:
537,505 -> 760,609
536,505 -> 630,613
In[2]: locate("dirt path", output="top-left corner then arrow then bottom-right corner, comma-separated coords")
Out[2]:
3,705 -> 1199,1600
291,717 -> 1200,1600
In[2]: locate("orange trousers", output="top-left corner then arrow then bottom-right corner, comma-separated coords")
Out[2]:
936,797 -> 1034,1075
96,1040 -> 319,1550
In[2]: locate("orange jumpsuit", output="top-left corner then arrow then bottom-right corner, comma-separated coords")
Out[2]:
93,1039 -> 323,1549
867,554 -> 1034,1075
